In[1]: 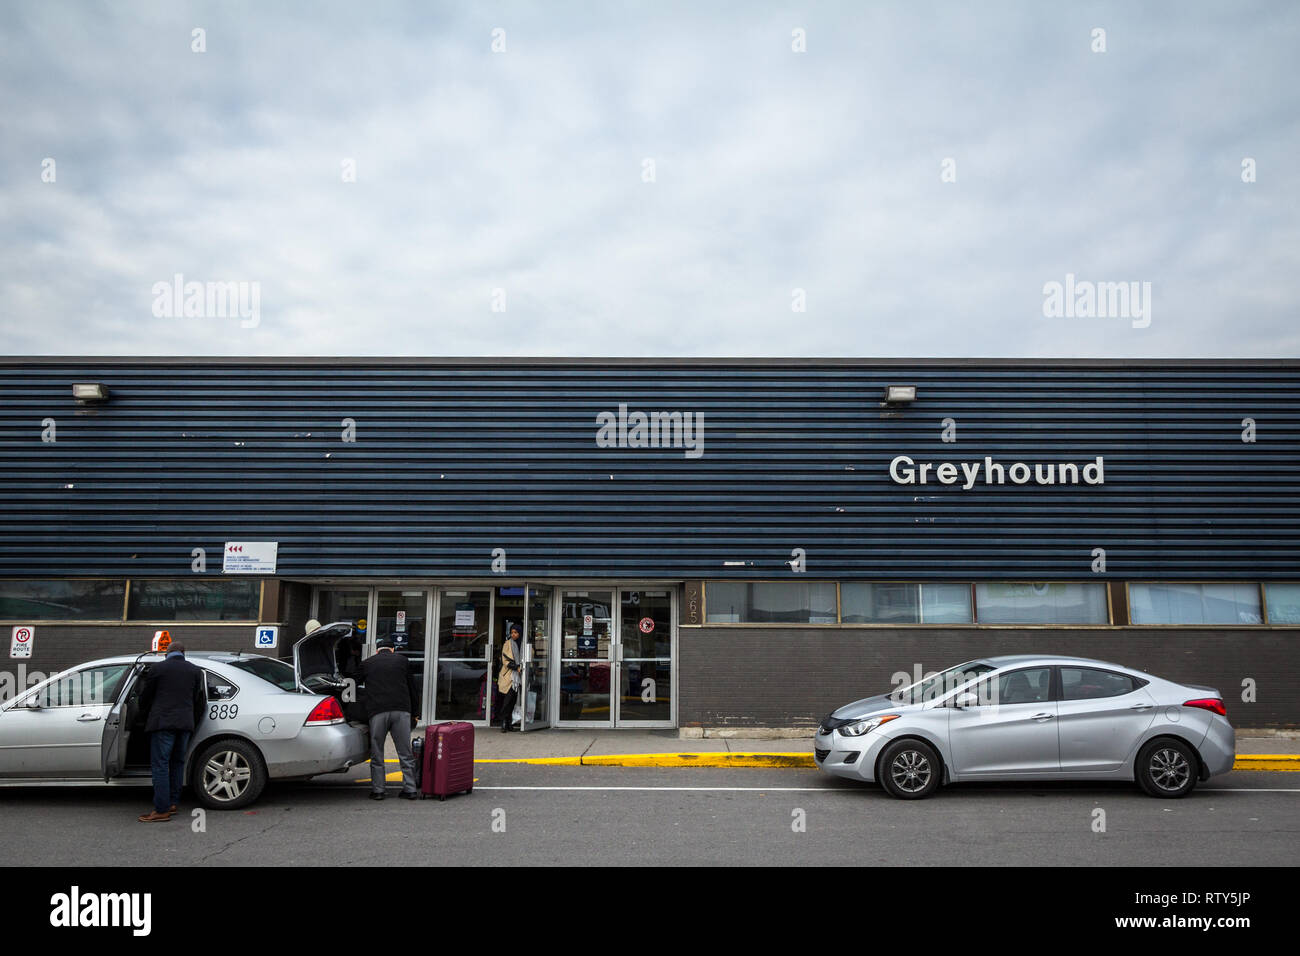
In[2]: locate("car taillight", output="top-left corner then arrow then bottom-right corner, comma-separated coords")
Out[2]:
305,696 -> 345,725
1183,698 -> 1226,717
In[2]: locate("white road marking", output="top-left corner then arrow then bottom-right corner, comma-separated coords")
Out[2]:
473,785 -> 853,792
469,785 -> 1300,793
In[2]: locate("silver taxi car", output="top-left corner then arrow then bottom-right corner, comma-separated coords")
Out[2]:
0,623 -> 368,809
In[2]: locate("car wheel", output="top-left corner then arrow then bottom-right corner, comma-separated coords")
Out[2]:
878,739 -> 941,799
1136,738 -> 1198,798
192,738 -> 267,810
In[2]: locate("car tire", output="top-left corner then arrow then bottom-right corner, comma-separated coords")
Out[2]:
192,738 -> 268,810
1136,738 -> 1198,798
878,739 -> 942,799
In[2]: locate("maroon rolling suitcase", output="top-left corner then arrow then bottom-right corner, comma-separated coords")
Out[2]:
420,721 -> 474,800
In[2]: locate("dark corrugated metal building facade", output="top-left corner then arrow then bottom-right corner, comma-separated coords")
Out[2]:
1,357 -> 1296,728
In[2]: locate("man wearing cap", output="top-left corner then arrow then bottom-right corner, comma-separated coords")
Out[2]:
136,643 -> 207,822
360,637 -> 421,800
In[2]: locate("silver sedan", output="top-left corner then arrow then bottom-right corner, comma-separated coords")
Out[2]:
814,655 -> 1236,799
0,624 -> 368,809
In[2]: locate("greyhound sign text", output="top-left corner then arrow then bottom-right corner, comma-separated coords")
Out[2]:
889,455 -> 1105,489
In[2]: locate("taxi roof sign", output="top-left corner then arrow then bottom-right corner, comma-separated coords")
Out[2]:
152,630 -> 171,653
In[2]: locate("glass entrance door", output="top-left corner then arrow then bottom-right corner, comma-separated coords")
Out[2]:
521,584 -> 551,730
557,589 -> 614,726
615,588 -> 673,725
376,589 -> 429,721
434,589 -> 493,724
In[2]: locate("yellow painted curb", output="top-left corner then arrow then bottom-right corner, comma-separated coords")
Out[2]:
462,752 -> 814,768
579,752 -> 813,768
1234,755 -> 1300,771
369,754 -> 1299,771
372,754 -> 812,768
373,757 -> 581,766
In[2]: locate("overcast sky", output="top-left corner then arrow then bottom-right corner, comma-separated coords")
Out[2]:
1,1 -> 1296,358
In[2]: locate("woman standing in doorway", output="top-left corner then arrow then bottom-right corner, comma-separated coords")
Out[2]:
498,623 -> 522,733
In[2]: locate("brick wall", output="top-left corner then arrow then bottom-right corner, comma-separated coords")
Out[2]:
678,626 -> 1297,729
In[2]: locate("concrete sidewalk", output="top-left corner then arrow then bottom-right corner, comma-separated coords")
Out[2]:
382,727 -> 1299,762
385,728 -> 813,761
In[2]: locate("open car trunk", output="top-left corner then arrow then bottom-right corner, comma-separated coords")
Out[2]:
293,622 -> 367,723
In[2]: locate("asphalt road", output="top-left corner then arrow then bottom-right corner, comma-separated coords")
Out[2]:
3,766 -> 1296,866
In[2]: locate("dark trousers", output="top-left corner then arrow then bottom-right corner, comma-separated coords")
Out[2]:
368,711 -> 416,795
149,730 -> 192,813
499,687 -> 518,729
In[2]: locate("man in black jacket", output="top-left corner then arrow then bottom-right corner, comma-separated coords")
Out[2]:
360,638 -> 421,801
137,644 -> 207,822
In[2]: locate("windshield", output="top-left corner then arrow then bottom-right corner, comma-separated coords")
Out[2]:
225,656 -> 298,691
891,661 -> 994,705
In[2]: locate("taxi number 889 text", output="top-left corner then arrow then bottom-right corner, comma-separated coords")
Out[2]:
209,703 -> 239,720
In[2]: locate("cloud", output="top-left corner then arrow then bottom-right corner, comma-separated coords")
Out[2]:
0,0 -> 1296,357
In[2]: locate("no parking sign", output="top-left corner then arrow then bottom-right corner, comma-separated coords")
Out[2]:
10,626 -> 34,659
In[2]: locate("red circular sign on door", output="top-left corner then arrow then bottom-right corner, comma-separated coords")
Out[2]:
638,617 -> 654,634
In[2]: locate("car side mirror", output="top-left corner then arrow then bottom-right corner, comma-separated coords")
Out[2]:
953,692 -> 978,709
24,696 -> 42,710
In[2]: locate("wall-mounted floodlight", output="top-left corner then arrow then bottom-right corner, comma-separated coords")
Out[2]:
884,385 -> 916,404
72,383 -> 110,404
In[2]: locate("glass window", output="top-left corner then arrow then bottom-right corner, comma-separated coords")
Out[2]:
317,589 -> 370,641
975,582 -> 1109,624
921,583 -> 973,623
32,664 -> 132,707
1129,583 -> 1262,625
128,580 -> 260,621
895,661 -> 995,704
377,589 -> 426,655
438,589 -> 491,659
705,582 -> 837,624
841,583 -> 920,623
1265,583 -> 1300,625
620,590 -> 672,659
226,656 -> 297,691
561,590 -> 613,660
203,670 -> 239,701
0,580 -> 125,620
1061,667 -> 1138,701
969,667 -> 1052,706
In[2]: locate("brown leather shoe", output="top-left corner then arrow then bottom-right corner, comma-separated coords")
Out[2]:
169,805 -> 178,813
138,811 -> 172,822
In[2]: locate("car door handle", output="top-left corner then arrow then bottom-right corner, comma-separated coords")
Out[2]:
1030,712 -> 1055,721
76,713 -> 102,722
1129,703 -> 1154,711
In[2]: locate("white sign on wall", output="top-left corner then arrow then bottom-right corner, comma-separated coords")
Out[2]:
10,626 -> 34,659
255,626 -> 278,650
223,541 -> 278,574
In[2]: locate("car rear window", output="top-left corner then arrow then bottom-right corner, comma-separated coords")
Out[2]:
224,656 -> 298,691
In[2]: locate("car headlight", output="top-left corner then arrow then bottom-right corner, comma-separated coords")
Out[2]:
839,714 -> 900,737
